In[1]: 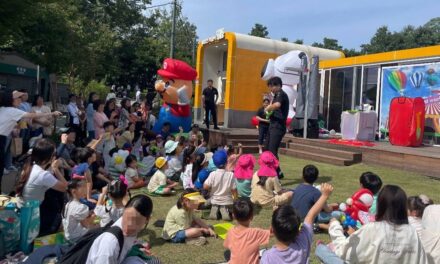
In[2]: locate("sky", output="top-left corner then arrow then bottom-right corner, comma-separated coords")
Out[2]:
150,0 -> 440,50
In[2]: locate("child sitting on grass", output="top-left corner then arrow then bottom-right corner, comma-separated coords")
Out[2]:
407,194 -> 433,238
233,154 -> 256,198
94,180 -> 127,227
125,154 -> 147,189
359,171 -> 382,215
162,189 -> 216,246
138,145 -> 156,178
261,183 -> 334,264
225,143 -> 243,172
147,157 -> 178,195
250,151 -> 293,210
164,140 -> 183,182
62,179 -> 97,243
72,147 -> 100,209
291,165 -> 340,230
224,198 -> 271,264
180,146 -> 197,190
204,150 -> 238,221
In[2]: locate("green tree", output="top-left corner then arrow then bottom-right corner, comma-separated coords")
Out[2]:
293,39 -> 304,44
249,23 -> 269,38
360,19 -> 440,54
149,4 -> 198,66
312,37 -> 343,50
281,37 -> 289,42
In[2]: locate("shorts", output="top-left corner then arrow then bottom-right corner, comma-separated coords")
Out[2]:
153,186 -> 166,195
170,230 -> 186,243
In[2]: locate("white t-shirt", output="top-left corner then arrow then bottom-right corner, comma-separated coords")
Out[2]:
164,156 -> 182,179
147,170 -> 167,193
87,218 -> 137,264
0,107 -> 26,136
125,167 -> 138,189
204,169 -> 236,206
94,205 -> 124,227
22,164 -> 58,202
180,164 -> 194,189
62,200 -> 89,243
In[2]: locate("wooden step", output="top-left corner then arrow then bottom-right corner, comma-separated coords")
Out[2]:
283,135 -> 356,152
227,134 -> 259,140
287,142 -> 362,162
227,138 -> 259,145
236,145 -> 259,154
279,148 -> 358,166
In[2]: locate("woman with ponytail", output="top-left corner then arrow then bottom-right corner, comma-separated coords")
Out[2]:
16,138 -> 68,235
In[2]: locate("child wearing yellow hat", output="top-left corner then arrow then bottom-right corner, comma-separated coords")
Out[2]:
147,157 -> 178,195
163,189 -> 216,246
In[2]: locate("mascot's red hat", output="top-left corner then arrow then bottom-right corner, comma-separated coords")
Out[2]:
157,58 -> 197,81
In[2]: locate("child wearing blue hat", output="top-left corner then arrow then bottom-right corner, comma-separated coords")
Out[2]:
203,150 -> 237,220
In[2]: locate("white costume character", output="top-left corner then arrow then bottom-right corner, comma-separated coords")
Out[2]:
261,50 -> 306,119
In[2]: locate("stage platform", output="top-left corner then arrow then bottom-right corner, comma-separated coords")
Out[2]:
201,127 -> 440,179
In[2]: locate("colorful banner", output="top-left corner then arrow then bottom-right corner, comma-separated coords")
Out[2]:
380,62 -> 440,142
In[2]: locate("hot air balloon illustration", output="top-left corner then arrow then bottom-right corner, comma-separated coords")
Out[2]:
387,70 -> 407,95
410,72 -> 423,89
426,68 -> 440,86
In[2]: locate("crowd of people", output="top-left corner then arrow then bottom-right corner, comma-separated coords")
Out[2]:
0,80 -> 439,264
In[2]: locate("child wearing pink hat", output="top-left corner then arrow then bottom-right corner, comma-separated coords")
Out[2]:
250,151 -> 293,210
234,154 -> 256,198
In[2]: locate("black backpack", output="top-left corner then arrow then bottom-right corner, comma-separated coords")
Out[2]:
59,225 -> 124,264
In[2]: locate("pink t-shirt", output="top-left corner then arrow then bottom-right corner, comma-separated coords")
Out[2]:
224,227 -> 271,264
94,111 -> 109,139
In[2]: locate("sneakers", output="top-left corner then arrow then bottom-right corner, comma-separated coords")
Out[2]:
186,236 -> 207,246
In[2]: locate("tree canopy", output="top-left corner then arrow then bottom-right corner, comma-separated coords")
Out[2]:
0,0 -> 197,90
249,23 -> 269,38
249,18 -> 440,57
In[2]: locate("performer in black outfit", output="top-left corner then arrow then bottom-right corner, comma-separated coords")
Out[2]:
265,76 -> 289,179
202,79 -> 219,129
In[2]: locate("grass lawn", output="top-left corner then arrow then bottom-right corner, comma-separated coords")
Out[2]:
140,155 -> 440,264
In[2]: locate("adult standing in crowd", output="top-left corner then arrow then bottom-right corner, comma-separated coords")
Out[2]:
104,98 -> 119,123
67,94 -> 82,146
264,77 -> 289,179
202,79 -> 219,130
86,92 -> 99,140
136,88 -> 141,103
31,95 -> 54,137
0,90 -> 62,193
119,98 -> 131,130
93,99 -> 109,140
18,89 -> 32,151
